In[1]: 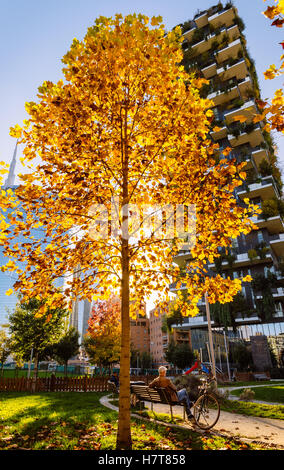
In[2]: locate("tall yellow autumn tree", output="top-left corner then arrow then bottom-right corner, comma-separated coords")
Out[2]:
3,14 -> 258,449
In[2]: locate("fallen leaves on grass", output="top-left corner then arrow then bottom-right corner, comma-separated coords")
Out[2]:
0,419 -> 104,450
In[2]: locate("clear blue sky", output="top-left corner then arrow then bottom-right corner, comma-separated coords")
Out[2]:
0,0 -> 283,178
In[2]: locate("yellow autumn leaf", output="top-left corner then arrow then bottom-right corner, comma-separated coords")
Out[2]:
9,124 -> 22,138
232,114 -> 247,123
264,64 -> 277,80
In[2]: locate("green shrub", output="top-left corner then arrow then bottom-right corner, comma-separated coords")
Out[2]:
239,388 -> 255,401
173,374 -> 202,401
248,248 -> 257,260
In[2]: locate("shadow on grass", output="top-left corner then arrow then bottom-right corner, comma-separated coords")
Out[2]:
0,392 -> 268,450
0,392 -> 117,450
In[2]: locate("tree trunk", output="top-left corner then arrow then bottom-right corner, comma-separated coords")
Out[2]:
32,352 -> 39,392
116,103 -> 132,450
116,239 -> 131,450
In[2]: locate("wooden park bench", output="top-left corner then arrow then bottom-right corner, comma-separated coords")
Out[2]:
108,379 -> 146,395
130,384 -> 187,420
108,380 -> 118,393
253,373 -> 269,381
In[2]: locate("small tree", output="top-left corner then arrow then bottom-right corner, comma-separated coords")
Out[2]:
0,329 -> 11,376
164,337 -> 176,366
8,298 -> 67,381
172,343 -> 195,370
139,351 -> 153,371
83,297 -> 121,372
165,338 -> 194,370
51,326 -> 80,376
232,342 -> 253,371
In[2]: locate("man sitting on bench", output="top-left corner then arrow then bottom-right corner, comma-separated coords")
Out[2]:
149,366 -> 194,421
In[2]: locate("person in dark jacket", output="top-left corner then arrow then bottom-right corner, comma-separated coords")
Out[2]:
109,372 -> 119,391
149,366 -> 194,420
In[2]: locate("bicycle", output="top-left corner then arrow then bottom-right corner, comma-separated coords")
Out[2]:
191,373 -> 221,430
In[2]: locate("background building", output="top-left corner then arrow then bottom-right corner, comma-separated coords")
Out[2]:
130,314 -> 150,356
170,2 -> 284,369
0,142 -> 22,326
149,307 -> 169,368
0,145 -> 69,330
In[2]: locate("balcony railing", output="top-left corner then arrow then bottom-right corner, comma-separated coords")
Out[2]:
214,38 -> 242,63
228,123 -> 264,147
208,5 -> 235,26
217,57 -> 247,80
251,213 -> 284,234
237,175 -> 281,200
251,146 -> 270,166
270,233 -> 284,257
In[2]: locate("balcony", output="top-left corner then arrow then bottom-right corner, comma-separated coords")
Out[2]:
214,38 -> 242,64
217,58 -> 248,81
208,250 -> 273,269
191,24 -> 240,56
251,146 -> 270,167
237,176 -> 280,201
224,98 -> 257,125
210,124 -> 227,141
228,124 -> 264,147
256,287 -> 284,300
194,11 -> 208,28
172,315 -> 210,328
251,214 -> 284,234
208,6 -> 236,28
173,246 -> 192,268
208,83 -> 239,106
270,233 -> 284,257
182,25 -> 197,42
201,61 -> 217,79
238,76 -> 254,100
273,287 -> 284,299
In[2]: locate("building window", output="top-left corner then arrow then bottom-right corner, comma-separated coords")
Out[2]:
257,231 -> 264,244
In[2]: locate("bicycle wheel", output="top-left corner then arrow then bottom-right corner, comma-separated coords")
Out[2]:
193,392 -> 220,430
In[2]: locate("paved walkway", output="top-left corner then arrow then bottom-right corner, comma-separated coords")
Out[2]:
143,400 -> 284,448
218,383 -> 283,405
100,387 -> 284,448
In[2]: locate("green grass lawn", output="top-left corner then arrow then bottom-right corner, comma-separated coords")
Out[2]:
1,370 -> 85,378
230,385 -> 284,404
219,380 -> 284,388
221,398 -> 284,420
0,392 -> 274,451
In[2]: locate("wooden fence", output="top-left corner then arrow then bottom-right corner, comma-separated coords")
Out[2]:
0,376 -> 111,393
0,375 -> 157,393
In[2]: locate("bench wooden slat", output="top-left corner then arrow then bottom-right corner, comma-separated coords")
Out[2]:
130,384 -> 184,409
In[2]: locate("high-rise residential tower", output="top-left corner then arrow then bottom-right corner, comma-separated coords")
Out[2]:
0,142 -> 19,326
170,2 -> 284,360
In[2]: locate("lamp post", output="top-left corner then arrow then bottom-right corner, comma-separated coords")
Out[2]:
27,348 -> 33,379
223,330 -> 231,381
204,292 -> 217,382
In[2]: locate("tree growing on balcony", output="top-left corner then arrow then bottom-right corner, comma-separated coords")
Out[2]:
3,14 -> 258,449
251,272 -> 278,322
